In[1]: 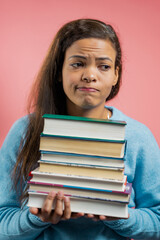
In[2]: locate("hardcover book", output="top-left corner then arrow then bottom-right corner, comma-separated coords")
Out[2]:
28,191 -> 129,218
42,114 -> 126,141
40,135 -> 126,158
28,182 -> 132,203
30,168 -> 127,191
38,161 -> 124,181
40,151 -> 125,168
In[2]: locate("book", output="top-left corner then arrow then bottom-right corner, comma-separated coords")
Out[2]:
27,191 -> 129,218
38,161 -> 124,181
40,135 -> 126,158
27,113 -> 130,218
30,168 -> 127,191
42,114 -> 126,141
40,151 -> 125,168
28,182 -> 132,203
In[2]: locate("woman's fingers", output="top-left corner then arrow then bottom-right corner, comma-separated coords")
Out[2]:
50,191 -> 64,224
62,196 -> 71,220
84,214 -> 121,221
99,215 -> 107,220
71,212 -> 84,219
40,191 -> 56,222
29,207 -> 39,215
86,214 -> 94,218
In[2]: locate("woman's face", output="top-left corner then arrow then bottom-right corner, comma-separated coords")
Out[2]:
62,38 -> 119,115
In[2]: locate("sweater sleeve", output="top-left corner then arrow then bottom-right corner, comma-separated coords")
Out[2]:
0,117 -> 50,240
103,124 -> 160,239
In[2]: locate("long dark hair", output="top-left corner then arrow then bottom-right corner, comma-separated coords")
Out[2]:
13,18 -> 122,203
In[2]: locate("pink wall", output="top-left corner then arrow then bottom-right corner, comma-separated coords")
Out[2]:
1,0 -> 160,147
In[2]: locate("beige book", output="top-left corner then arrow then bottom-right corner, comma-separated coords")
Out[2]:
40,135 -> 126,158
39,161 -> 124,181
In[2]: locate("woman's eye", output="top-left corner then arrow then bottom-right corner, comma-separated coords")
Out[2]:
99,65 -> 111,71
71,62 -> 84,68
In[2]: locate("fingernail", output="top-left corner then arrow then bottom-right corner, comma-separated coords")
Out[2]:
58,191 -> 63,198
64,196 -> 69,202
49,191 -> 56,197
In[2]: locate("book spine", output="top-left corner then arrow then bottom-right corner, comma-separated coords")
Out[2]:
42,114 -> 127,125
28,181 -> 131,194
39,160 -> 124,170
40,133 -> 126,143
40,150 -> 126,161
28,190 -> 129,204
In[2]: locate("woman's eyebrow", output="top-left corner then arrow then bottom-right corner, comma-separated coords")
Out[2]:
69,55 -> 86,60
69,55 -> 113,62
97,57 -> 113,62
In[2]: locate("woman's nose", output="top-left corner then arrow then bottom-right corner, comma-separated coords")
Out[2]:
81,68 -> 97,83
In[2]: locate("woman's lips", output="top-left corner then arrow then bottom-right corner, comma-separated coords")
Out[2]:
77,87 -> 98,92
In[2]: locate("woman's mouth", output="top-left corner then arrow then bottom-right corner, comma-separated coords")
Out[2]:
77,87 -> 98,92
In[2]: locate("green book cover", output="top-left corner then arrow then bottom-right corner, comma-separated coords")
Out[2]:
42,114 -> 126,126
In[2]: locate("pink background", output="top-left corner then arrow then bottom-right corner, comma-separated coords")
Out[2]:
0,0 -> 160,147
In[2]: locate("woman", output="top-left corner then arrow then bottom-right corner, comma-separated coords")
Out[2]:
0,19 -> 159,240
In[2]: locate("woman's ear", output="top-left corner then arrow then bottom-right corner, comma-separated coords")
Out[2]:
113,66 -> 119,86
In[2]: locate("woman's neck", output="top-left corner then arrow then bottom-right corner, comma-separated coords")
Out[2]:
67,103 -> 111,120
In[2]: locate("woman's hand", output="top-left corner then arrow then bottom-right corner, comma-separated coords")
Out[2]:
29,191 -> 84,224
85,214 -> 130,221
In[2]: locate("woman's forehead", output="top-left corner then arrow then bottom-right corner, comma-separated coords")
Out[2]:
65,38 -> 116,60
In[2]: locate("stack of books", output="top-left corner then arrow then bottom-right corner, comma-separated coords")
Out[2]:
27,114 -> 131,218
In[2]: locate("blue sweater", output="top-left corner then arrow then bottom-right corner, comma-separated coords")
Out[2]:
0,107 -> 160,240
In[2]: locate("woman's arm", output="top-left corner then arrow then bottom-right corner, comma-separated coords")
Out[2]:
103,125 -> 160,239
0,117 -> 50,240
0,117 -> 85,239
